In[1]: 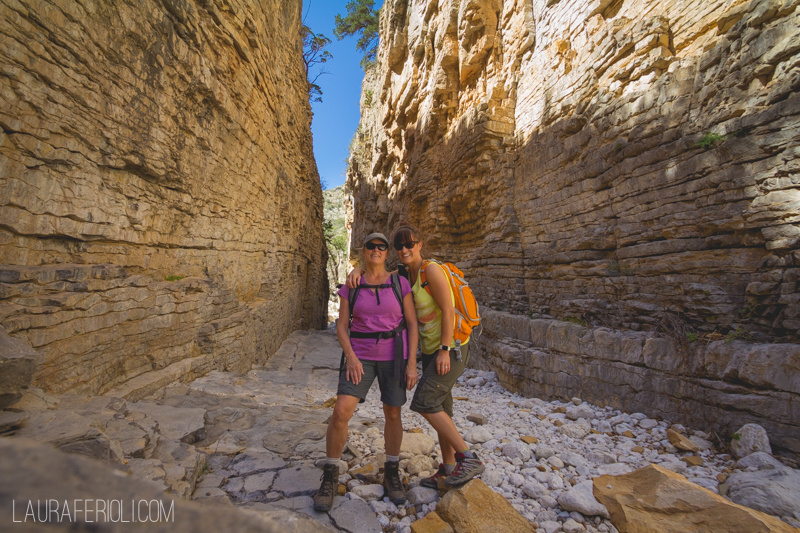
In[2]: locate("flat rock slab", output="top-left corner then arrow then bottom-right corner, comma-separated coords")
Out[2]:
0,410 -> 27,432
330,497 -> 383,533
104,418 -> 150,458
0,437 -> 320,532
125,458 -> 169,491
272,465 -> 325,497
594,464 -> 798,533
244,471 -> 276,493
244,501 -> 337,532
231,451 -> 286,475
16,410 -> 119,463
129,402 -> 206,443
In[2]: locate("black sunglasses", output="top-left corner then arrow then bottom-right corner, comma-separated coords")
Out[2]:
365,242 -> 388,251
394,240 -> 419,250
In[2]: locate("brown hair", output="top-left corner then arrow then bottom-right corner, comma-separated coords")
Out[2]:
392,222 -> 423,251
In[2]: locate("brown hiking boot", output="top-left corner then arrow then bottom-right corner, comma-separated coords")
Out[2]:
383,461 -> 406,504
313,463 -> 340,512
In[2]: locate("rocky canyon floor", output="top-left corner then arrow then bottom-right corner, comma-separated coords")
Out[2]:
3,329 -> 800,533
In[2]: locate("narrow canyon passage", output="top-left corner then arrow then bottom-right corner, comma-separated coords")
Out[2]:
5,329 -> 797,533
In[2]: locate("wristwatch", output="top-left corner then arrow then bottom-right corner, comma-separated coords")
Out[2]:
439,345 -> 450,352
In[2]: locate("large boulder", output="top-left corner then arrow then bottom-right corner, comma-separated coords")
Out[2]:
435,479 -> 536,533
593,464 -> 797,533
725,452 -> 800,519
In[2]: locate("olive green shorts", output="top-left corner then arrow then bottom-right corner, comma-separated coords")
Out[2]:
410,343 -> 470,418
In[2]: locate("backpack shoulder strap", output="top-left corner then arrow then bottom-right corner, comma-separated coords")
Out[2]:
398,263 -> 409,281
390,273 -> 403,308
420,259 -> 445,296
348,285 -> 361,324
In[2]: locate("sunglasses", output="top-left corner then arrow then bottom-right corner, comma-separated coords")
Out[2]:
365,242 -> 388,251
394,240 -> 419,250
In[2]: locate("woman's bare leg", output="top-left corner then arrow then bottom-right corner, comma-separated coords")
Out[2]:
383,404 -> 403,456
326,395 -> 361,458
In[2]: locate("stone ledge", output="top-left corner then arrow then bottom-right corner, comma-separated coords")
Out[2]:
472,309 -> 800,457
481,309 -> 800,393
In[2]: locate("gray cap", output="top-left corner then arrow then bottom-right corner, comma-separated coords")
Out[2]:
364,232 -> 389,247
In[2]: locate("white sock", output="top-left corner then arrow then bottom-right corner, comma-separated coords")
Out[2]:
386,454 -> 399,463
445,463 -> 456,474
326,457 -> 340,465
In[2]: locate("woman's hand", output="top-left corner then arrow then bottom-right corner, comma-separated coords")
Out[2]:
405,364 -> 418,390
346,268 -> 364,289
436,349 -> 451,376
345,355 -> 364,385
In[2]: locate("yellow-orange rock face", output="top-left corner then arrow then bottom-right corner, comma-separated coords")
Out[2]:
347,0 -> 800,456
0,0 -> 327,395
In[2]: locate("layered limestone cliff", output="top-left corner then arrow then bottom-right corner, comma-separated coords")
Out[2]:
347,0 -> 800,454
0,0 -> 328,396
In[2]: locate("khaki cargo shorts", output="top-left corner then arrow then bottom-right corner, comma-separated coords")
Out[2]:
410,342 -> 470,418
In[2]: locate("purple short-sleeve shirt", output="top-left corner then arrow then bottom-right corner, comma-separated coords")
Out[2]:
338,275 -> 412,361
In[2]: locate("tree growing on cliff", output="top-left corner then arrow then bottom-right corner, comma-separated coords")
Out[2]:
302,24 -> 332,102
334,0 -> 380,69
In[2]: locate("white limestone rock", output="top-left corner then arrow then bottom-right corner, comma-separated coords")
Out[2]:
558,481 -> 610,518
502,441 -> 532,462
464,426 -> 493,444
730,424 -> 771,458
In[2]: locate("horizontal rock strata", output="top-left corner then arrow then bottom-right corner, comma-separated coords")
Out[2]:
349,0 -> 800,340
347,0 -> 800,452
0,0 -> 327,394
472,309 -> 800,456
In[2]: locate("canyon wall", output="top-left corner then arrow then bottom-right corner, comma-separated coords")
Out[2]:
0,0 -> 328,396
347,0 -> 800,454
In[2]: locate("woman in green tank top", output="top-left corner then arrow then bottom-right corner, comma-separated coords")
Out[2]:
347,223 -> 484,488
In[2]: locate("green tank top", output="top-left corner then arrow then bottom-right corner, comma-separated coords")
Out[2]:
411,262 -> 469,354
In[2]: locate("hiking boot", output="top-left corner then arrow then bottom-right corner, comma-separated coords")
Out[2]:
444,451 -> 485,487
313,463 -> 340,512
383,461 -> 406,504
419,463 -> 447,489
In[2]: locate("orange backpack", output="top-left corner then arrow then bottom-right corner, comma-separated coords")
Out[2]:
419,260 -> 481,348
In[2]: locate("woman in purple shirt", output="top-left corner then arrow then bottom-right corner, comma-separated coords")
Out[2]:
313,233 -> 418,512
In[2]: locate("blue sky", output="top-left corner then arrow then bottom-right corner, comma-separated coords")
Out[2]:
303,0 -> 383,190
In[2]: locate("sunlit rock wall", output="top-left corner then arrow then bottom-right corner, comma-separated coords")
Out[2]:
0,0 -> 328,395
348,0 -> 800,455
